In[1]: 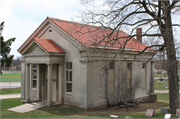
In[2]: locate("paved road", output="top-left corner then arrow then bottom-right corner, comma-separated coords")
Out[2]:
0,94 -> 20,99
0,82 -> 21,89
154,90 -> 180,93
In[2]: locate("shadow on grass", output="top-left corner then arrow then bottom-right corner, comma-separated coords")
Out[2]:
37,101 -> 168,117
38,104 -> 84,116
0,98 -> 172,118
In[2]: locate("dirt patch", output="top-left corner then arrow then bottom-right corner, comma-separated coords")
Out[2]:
84,101 -> 168,116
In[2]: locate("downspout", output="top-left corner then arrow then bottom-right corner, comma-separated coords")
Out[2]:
106,69 -> 110,109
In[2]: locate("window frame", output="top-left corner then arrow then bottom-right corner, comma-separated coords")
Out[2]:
127,63 -> 132,91
109,62 -> 115,70
142,63 -> 146,68
142,63 -> 147,88
32,64 -> 37,89
66,63 -> 72,93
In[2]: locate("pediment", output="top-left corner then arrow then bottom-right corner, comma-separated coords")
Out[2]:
18,17 -> 84,54
23,42 -> 47,55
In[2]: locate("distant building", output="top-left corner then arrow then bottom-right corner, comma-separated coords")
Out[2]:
154,60 -> 180,74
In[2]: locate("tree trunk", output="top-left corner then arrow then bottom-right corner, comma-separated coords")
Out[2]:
163,27 -> 179,114
166,39 -> 179,114
159,1 -> 179,114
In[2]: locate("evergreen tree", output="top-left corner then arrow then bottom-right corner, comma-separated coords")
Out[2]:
0,22 -> 15,73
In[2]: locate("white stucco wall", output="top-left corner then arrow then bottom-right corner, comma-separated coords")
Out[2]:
40,26 -> 86,108
20,21 -> 155,108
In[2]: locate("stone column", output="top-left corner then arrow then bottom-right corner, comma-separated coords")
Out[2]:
58,63 -> 64,103
46,63 -> 53,106
37,64 -> 40,100
25,63 -> 31,102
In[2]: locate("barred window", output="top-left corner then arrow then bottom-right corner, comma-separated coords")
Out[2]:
66,63 -> 72,92
32,64 -> 37,88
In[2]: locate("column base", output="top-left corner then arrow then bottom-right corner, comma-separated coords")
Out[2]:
46,102 -> 53,106
25,99 -> 31,103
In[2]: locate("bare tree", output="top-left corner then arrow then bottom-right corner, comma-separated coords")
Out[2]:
87,52 -> 143,110
78,0 -> 180,114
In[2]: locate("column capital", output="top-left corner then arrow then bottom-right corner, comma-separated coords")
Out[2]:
151,61 -> 154,63
46,62 -> 53,65
59,63 -> 64,66
25,63 -> 30,66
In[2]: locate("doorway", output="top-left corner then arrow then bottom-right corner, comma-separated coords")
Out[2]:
39,64 -> 59,102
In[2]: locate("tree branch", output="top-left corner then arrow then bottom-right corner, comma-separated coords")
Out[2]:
169,1 -> 179,10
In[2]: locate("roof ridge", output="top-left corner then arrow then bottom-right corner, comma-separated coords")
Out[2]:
48,17 -> 101,29
48,16 -> 125,33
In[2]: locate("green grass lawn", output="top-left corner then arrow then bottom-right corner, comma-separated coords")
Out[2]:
154,80 -> 169,90
0,93 -> 177,118
157,93 -> 169,103
154,73 -> 168,78
0,88 -> 21,95
154,79 -> 180,90
0,71 -> 21,82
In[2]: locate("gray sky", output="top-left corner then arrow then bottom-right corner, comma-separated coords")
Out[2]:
1,0 -> 83,58
1,0 -> 179,58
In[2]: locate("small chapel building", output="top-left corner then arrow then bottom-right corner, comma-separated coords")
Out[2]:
17,17 -> 155,109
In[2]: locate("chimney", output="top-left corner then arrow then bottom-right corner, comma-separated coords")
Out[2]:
136,28 -> 142,43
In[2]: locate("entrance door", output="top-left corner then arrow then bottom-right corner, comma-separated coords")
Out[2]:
39,64 -> 46,100
39,64 -> 59,102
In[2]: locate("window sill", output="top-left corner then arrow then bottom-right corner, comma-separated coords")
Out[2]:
65,92 -> 72,95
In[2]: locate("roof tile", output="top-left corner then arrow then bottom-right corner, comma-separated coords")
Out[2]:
49,17 -> 153,52
34,38 -> 65,53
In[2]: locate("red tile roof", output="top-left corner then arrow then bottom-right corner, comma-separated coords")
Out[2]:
48,17 -> 153,52
18,17 -> 154,54
33,38 -> 65,53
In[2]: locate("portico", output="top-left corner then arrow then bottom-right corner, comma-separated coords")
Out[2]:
20,38 -> 66,106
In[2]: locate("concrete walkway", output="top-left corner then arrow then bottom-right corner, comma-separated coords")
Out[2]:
8,103 -> 42,113
0,94 -> 46,113
0,93 -> 20,99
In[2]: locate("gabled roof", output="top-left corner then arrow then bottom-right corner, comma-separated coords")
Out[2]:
24,38 -> 66,54
34,38 -> 66,53
48,17 -> 153,52
18,17 -> 154,54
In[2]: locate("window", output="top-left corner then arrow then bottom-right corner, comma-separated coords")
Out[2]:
32,64 -> 37,88
142,63 -> 146,88
142,63 -> 146,68
127,63 -> 132,90
66,63 -> 72,92
109,62 -> 114,69
108,62 -> 115,93
127,63 -> 132,69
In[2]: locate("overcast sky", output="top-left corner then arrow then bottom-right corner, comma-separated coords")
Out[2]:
1,0 -> 180,58
0,0 -> 84,58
